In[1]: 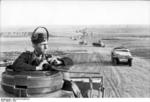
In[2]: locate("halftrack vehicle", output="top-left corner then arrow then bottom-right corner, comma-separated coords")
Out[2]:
111,46 -> 133,66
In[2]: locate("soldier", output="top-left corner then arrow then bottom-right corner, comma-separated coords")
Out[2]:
11,26 -> 81,97
12,27 -> 71,70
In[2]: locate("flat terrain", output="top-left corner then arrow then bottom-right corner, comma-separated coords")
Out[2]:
68,48 -> 150,97
0,37 -> 150,97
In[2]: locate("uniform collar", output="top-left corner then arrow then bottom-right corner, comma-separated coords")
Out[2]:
34,50 -> 43,57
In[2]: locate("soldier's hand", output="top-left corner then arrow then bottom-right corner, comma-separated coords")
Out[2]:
47,56 -> 62,65
36,60 -> 48,70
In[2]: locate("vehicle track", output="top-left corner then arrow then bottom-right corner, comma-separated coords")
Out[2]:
70,50 -> 123,97
95,48 -> 150,97
95,52 -> 122,97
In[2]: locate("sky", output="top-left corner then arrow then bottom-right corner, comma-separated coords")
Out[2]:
1,0 -> 150,28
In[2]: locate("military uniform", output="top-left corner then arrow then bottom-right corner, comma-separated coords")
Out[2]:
11,26 -> 73,71
11,26 -> 81,97
12,51 -> 73,71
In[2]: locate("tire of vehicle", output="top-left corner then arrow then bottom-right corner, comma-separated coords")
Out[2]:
128,59 -> 132,66
113,58 -> 118,65
116,58 -> 119,64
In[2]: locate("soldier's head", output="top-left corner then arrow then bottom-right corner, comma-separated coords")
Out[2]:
31,27 -> 49,55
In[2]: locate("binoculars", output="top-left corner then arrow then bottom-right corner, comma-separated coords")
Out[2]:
42,58 -> 64,71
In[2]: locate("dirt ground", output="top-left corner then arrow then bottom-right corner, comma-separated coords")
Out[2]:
0,37 -> 150,97
68,47 -> 150,97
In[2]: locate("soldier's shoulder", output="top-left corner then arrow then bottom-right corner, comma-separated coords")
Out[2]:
45,53 -> 52,58
21,51 -> 33,55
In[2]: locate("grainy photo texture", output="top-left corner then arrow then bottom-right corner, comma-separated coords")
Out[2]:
0,0 -> 150,98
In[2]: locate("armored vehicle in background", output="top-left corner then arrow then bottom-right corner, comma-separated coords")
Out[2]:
92,40 -> 105,47
111,46 -> 133,66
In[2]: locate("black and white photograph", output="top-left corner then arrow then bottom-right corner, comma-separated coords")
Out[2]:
0,0 -> 150,100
